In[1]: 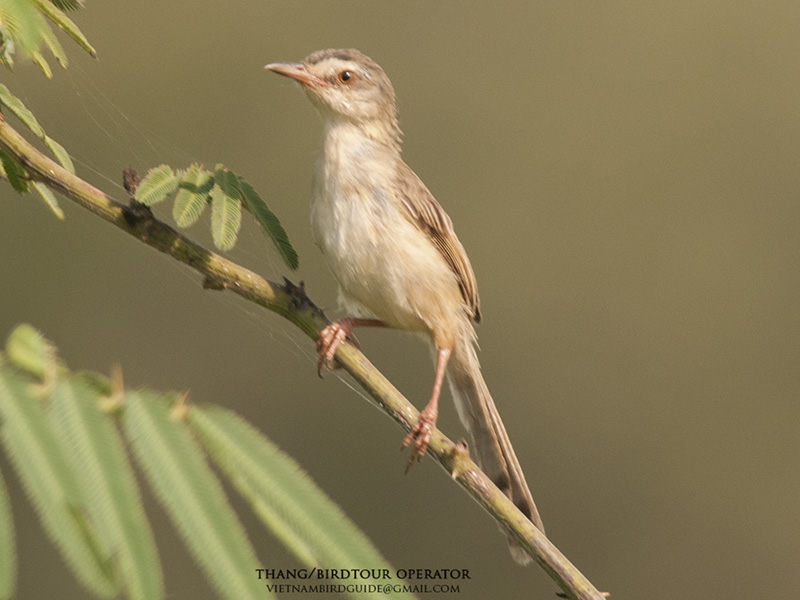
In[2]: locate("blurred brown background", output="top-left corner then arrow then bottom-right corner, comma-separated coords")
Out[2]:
1,1 -> 799,598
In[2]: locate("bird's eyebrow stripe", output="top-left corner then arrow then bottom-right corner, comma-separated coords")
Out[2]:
307,51 -> 358,65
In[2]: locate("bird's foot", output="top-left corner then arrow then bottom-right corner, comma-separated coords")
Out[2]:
402,406 -> 438,471
316,318 -> 385,376
317,320 -> 356,376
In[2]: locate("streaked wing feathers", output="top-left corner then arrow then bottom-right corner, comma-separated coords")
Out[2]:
394,162 -> 481,323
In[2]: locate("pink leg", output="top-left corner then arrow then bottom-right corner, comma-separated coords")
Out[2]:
317,318 -> 386,376
402,347 -> 452,470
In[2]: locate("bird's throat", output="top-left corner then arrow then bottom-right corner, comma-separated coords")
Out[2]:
321,115 -> 401,154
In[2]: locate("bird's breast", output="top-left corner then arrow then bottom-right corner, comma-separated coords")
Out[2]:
309,124 -> 463,336
310,150 -> 407,284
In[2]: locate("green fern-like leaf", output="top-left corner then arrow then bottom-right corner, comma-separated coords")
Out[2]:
5,323 -> 50,380
0,150 -> 28,193
44,135 -> 74,173
0,0 -> 45,66
0,84 -> 75,176
0,0 -> 89,74
189,405 -> 417,600
239,179 -> 299,270
32,0 -> 95,58
49,0 -> 85,11
0,467 -> 15,600
122,392 -> 270,600
0,370 -> 117,597
137,162 -> 298,266
210,169 -> 242,251
0,42 -> 13,72
173,163 -> 212,227
0,83 -> 45,136
0,325 -> 418,599
30,49 -> 51,77
134,164 -> 179,206
38,15 -> 67,67
49,379 -> 164,600
31,181 -> 65,220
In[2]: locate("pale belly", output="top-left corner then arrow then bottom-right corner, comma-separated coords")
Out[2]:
311,186 -> 463,340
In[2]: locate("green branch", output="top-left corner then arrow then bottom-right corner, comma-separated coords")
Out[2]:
0,113 -> 606,600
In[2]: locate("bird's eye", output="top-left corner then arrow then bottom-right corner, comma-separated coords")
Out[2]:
337,70 -> 353,83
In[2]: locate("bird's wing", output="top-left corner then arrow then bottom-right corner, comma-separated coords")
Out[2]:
394,161 -> 481,323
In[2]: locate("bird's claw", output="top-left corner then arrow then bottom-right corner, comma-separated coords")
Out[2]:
317,322 -> 350,376
402,408 -> 437,472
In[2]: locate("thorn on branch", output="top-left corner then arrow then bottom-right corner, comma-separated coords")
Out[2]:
121,166 -> 155,227
282,278 -> 329,322
122,167 -> 139,198
448,439 -> 472,480
283,278 -> 310,310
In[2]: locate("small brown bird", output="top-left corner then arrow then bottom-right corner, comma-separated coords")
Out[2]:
267,49 -> 543,562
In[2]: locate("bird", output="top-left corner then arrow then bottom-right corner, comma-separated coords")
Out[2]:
266,48 -> 543,562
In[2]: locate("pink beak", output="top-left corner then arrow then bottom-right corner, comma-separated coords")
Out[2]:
265,62 -> 323,88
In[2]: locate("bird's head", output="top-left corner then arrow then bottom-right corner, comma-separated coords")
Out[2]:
266,49 -> 400,143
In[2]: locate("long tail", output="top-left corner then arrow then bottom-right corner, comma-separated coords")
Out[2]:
445,323 -> 544,564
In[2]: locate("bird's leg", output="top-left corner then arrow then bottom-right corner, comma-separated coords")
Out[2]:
402,346 -> 452,470
317,318 -> 387,376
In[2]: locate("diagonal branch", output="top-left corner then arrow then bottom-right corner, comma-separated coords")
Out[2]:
0,113 -> 606,600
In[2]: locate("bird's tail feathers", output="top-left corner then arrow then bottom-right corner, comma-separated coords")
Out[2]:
445,323 -> 544,564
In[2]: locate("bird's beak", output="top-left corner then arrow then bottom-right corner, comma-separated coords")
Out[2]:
265,62 -> 322,88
